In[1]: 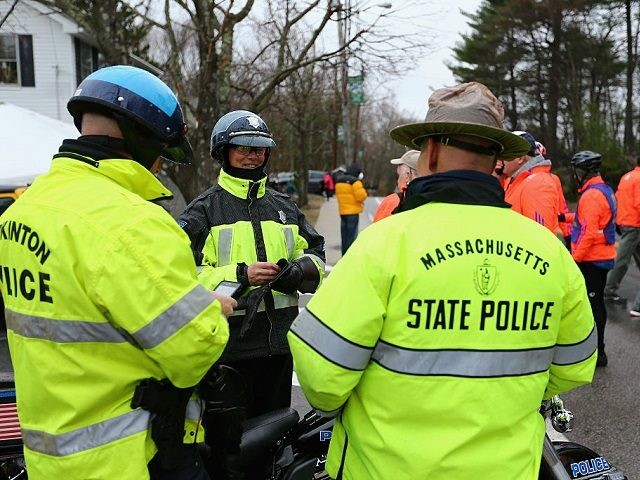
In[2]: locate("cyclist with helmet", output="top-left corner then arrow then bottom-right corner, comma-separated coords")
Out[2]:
0,65 -> 234,480
502,131 -> 561,236
178,110 -> 325,416
570,150 -> 617,367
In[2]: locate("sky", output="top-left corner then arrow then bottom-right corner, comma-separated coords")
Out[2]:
384,0 -> 483,120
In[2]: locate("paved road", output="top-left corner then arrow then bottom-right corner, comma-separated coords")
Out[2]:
293,196 -> 640,478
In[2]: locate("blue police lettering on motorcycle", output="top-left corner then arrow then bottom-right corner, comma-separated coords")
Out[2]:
319,430 -> 332,442
570,457 -> 610,477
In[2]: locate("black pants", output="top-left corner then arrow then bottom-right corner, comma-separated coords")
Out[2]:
577,262 -> 609,352
225,354 -> 293,417
148,444 -> 210,480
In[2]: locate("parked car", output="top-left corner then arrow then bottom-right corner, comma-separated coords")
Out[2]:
308,170 -> 325,195
269,170 -> 326,195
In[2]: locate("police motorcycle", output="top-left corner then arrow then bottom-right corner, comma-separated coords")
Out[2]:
197,366 -> 626,480
539,395 -> 625,480
0,373 -> 627,480
197,364 -> 333,480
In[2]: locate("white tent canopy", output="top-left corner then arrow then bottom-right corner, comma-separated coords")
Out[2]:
0,102 -> 77,186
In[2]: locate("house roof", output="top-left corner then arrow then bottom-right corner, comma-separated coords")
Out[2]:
24,0 -> 83,34
0,102 -> 78,186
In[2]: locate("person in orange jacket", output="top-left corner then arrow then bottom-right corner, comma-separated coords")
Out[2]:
536,141 -> 572,247
335,163 -> 368,254
570,150 -> 617,367
604,156 -> 640,309
373,150 -> 419,223
502,131 -> 560,236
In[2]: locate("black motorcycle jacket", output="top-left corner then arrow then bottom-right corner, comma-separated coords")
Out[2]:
179,169 -> 325,360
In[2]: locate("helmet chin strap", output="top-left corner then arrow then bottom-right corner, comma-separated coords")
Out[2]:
573,167 -> 593,188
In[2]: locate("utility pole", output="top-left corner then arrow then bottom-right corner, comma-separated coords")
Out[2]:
336,1 -> 354,166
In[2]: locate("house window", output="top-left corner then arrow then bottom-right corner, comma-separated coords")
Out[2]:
0,34 -> 35,87
74,38 -> 100,85
0,35 -> 18,84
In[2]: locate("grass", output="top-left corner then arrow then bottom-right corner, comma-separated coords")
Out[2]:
299,194 -> 325,226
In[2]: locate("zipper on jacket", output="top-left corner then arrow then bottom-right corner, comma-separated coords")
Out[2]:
336,412 -> 349,480
247,181 -> 274,355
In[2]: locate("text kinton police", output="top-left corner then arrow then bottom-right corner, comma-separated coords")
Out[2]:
0,220 -> 53,303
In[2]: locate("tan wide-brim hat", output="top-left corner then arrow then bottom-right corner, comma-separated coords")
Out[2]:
389,82 -> 531,160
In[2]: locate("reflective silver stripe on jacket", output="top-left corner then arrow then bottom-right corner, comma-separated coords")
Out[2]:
6,310 -> 129,344
133,285 -> 215,349
22,409 -> 150,457
289,309 -> 373,371
284,228 -> 295,259
371,341 -> 555,377
217,228 -> 233,266
229,293 -> 299,317
552,327 -> 597,365
293,310 -> 594,377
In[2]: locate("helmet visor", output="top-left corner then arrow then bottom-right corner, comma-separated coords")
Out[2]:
229,132 -> 276,148
161,134 -> 194,165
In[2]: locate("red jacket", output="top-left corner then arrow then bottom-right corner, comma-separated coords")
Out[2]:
571,176 -> 616,263
615,166 -> 640,227
504,164 -> 559,234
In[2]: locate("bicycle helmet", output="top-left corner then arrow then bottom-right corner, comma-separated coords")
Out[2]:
512,131 -> 537,157
67,65 -> 193,168
571,150 -> 602,187
535,141 -> 547,157
210,110 -> 276,163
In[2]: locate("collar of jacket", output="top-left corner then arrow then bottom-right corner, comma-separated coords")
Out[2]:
218,168 -> 267,199
397,169 -> 510,213
511,154 -> 552,180
52,154 -> 172,202
578,175 -> 605,194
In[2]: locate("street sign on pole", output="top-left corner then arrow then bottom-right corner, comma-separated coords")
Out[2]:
348,75 -> 365,104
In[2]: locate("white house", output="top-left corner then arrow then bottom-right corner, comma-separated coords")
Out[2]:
0,0 -> 100,123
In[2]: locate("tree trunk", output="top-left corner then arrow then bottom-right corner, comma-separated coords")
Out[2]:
624,0 -> 636,156
547,2 -> 562,164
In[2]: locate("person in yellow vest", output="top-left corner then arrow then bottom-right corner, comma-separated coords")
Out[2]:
288,82 -> 596,480
372,149 -> 420,223
0,66 -> 234,480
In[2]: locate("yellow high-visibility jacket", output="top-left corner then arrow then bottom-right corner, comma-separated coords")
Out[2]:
0,154 -> 229,479
289,172 -> 596,480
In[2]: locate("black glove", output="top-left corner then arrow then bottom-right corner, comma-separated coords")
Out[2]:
271,259 -> 304,295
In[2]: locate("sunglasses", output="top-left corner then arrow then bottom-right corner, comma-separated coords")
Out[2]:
232,146 -> 268,156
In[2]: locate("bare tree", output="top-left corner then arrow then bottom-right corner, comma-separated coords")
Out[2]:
37,0 -> 154,64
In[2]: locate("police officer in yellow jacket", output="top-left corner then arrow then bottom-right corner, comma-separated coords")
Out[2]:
288,82 -> 597,480
179,110 -> 325,417
0,66 -> 233,480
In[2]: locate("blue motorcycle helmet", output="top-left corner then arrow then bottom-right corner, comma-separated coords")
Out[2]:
210,110 -> 277,180
67,65 -> 193,168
